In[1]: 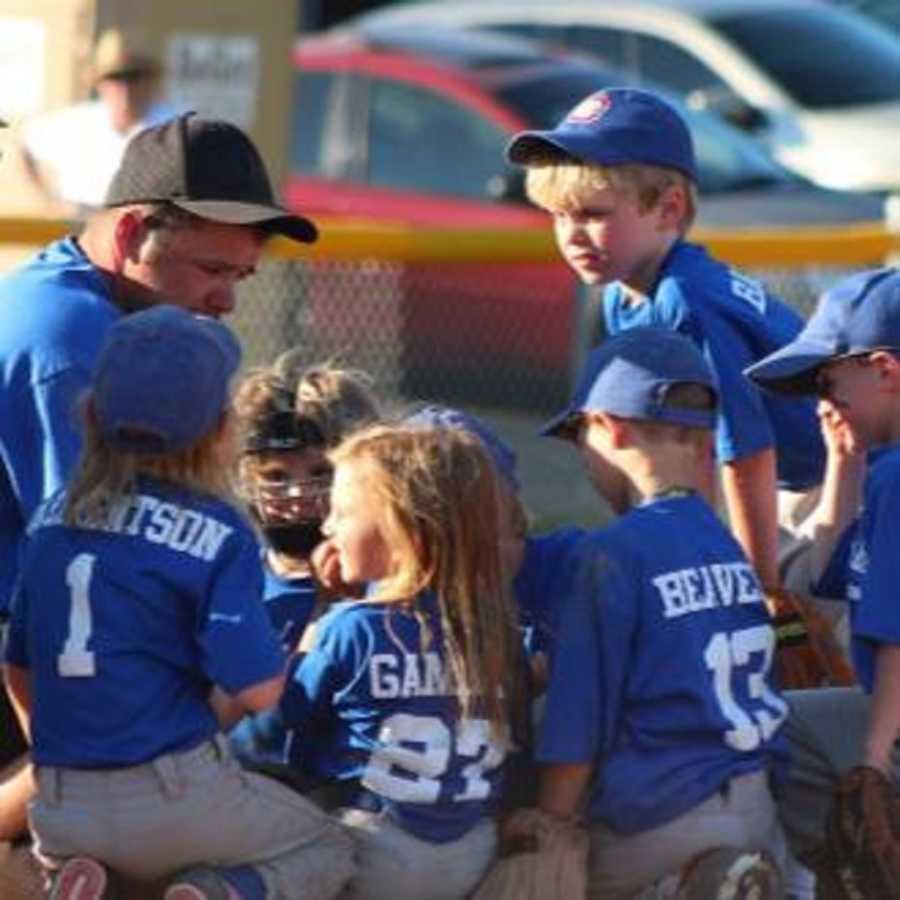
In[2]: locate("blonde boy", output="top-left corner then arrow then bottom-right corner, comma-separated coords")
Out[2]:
507,88 -> 825,592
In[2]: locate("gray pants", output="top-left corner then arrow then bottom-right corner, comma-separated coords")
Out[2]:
585,770 -> 785,899
30,734 -> 355,899
338,808 -> 496,900
776,687 -> 900,866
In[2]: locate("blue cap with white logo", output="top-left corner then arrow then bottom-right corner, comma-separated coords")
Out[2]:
94,304 -> 241,453
541,328 -> 717,439
746,268 -> 900,395
406,404 -> 520,493
506,87 -> 696,181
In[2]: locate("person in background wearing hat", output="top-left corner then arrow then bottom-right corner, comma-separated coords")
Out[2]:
746,268 -> 900,889
2,305 -> 354,900
0,112 -> 318,837
536,327 -> 788,899
18,28 -> 177,214
506,88 -> 828,605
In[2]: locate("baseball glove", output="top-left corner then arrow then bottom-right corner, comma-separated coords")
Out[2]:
765,588 -> 855,690
469,809 -> 587,900
809,766 -> 900,900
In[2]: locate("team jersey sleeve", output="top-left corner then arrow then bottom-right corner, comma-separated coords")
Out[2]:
537,538 -> 637,764
655,277 -> 774,464
279,605 -> 360,733
197,523 -> 284,694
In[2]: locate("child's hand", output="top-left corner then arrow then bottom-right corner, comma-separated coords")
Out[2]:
818,403 -> 865,461
310,538 -> 366,600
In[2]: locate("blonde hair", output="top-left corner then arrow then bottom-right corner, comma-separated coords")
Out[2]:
525,159 -> 697,233
330,424 -> 521,740
64,397 -> 236,527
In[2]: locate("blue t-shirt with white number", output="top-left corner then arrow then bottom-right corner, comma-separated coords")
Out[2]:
603,241 -> 824,490
280,592 -> 507,843
4,477 -> 284,768
538,493 -> 789,834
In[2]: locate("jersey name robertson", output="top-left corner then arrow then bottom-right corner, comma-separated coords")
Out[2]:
370,651 -> 451,699
653,561 -> 763,619
30,491 -> 233,562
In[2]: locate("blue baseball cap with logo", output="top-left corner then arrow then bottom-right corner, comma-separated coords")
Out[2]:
746,268 -> 900,395
93,304 -> 241,453
406,404 -> 520,493
541,328 -> 718,439
506,87 -> 696,181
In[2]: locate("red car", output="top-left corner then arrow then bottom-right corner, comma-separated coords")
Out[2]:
285,25 -> 885,409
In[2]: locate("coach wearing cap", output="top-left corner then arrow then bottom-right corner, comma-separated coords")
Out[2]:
0,113 -> 317,780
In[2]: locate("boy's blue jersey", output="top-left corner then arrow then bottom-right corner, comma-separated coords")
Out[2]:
538,493 -> 789,834
602,241 -> 825,490
4,477 -> 284,768
822,447 -> 900,692
261,563 -> 319,655
280,593 -> 507,843
514,527 -> 586,658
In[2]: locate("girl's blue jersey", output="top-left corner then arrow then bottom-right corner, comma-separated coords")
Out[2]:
5,477 -> 284,768
280,592 -> 507,843
538,493 -> 789,834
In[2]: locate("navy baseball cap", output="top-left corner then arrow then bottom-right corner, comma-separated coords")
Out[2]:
745,268 -> 900,395
541,328 -> 717,439
406,404 -> 520,492
506,88 -> 696,181
93,305 -> 241,453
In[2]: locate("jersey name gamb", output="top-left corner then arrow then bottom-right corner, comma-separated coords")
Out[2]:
652,561 -> 762,620
30,492 -> 233,563
370,651 -> 451,699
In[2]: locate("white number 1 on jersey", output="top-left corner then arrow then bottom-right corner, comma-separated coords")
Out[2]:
58,553 -> 97,678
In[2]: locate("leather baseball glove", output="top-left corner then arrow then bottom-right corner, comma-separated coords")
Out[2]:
811,766 -> 900,900
765,588 -> 855,690
470,809 -> 587,900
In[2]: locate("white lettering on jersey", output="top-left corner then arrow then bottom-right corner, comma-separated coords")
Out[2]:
370,652 -> 450,698
653,562 -> 763,619
729,270 -> 767,314
29,493 -> 234,563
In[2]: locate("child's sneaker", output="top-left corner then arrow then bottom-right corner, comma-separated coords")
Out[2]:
163,867 -> 242,900
48,856 -> 115,900
680,847 -> 784,900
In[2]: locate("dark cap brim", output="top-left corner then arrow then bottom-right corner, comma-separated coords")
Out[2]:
744,341 -> 836,396
506,131 -> 582,165
538,408 -> 581,441
171,199 -> 318,243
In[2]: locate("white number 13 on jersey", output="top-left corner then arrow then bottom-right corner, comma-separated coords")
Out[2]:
58,553 -> 97,678
705,625 -> 788,751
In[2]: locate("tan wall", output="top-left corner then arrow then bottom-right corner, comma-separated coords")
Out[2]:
0,0 -> 298,216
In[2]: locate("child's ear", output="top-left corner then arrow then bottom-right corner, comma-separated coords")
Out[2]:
872,351 -> 900,391
656,184 -> 687,231
602,413 -> 632,449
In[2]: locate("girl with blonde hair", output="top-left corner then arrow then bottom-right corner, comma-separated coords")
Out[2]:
280,423 -> 523,900
3,306 -> 353,900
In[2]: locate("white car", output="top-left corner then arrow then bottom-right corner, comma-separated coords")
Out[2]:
353,0 -> 900,193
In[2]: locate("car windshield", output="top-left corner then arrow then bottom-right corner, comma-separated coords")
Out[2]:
712,6 -> 900,109
494,65 -> 795,193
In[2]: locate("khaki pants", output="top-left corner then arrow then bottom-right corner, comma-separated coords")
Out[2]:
338,808 -> 496,900
30,734 -> 355,899
585,770 -> 785,900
